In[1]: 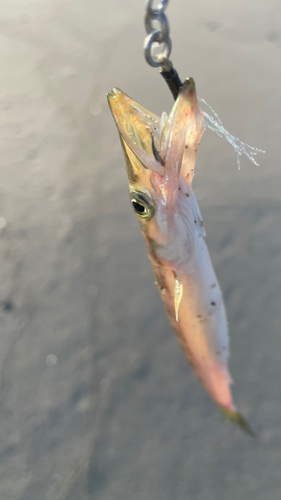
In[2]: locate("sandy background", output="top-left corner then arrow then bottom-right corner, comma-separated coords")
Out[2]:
0,0 -> 280,498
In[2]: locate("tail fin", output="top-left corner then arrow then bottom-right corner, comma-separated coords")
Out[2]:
221,407 -> 256,437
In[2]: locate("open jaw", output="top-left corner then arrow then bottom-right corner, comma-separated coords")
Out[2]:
107,78 -> 205,208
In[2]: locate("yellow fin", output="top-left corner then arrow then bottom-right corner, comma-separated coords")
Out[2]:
174,276 -> 183,322
221,407 -> 256,437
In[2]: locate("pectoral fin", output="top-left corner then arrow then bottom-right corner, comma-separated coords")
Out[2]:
174,275 -> 183,322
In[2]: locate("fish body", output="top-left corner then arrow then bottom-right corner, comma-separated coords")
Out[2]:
108,80 -> 253,433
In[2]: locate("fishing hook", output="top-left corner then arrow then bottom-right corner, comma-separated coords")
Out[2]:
144,0 -> 182,100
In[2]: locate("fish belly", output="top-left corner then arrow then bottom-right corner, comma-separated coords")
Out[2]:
150,237 -> 236,413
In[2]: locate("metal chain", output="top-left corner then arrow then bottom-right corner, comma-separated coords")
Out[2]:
144,0 -> 172,68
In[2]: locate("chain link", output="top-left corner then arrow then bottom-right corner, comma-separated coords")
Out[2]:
144,0 -> 172,68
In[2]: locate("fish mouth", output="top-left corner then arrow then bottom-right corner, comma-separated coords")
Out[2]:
108,79 -> 204,204
107,87 -> 161,155
107,88 -> 123,102
107,87 -> 164,175
107,79 -> 197,156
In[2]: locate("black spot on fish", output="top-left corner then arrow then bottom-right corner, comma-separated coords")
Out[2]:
211,301 -> 216,306
211,283 -> 216,288
185,193 -> 189,197
194,220 -> 197,224
185,145 -> 188,149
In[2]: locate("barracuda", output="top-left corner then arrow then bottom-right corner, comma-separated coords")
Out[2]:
108,78 -> 253,435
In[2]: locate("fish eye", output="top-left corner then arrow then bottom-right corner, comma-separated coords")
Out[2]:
129,190 -> 155,220
132,200 -> 145,214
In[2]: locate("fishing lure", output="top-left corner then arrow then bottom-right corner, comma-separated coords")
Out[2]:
108,1 -> 260,433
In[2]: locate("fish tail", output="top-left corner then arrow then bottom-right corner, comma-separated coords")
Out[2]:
221,407 -> 256,437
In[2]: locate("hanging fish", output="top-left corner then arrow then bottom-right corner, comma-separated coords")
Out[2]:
107,78 -> 254,435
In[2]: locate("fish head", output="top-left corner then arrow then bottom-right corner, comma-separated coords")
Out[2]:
107,80 -> 205,258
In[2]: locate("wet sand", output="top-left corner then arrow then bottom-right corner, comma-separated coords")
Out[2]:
0,0 -> 281,498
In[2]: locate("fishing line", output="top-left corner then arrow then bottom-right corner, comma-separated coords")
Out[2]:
143,0 -> 264,168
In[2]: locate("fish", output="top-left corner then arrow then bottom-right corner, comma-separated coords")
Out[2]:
107,78 -> 254,435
